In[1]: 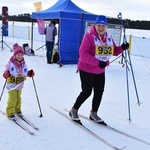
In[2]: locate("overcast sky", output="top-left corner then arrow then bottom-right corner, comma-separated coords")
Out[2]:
0,0 -> 150,21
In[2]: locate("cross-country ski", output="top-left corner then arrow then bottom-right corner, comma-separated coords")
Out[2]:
64,108 -> 150,146
51,106 -> 126,150
18,115 -> 39,130
0,110 -> 34,135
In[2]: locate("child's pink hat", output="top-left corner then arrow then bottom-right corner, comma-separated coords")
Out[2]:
13,43 -> 24,56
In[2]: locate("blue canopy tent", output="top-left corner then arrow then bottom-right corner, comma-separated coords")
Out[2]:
32,0 -> 98,64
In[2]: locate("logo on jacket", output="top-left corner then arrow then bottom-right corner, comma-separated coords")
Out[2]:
11,67 -> 14,72
24,68 -> 27,72
108,38 -> 111,41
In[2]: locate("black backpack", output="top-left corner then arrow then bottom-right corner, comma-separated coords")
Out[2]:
53,51 -> 60,63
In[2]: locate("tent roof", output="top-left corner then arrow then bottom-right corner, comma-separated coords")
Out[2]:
32,0 -> 98,21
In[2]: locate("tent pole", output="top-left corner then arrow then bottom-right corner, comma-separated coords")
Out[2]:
80,13 -> 84,44
31,19 -> 33,51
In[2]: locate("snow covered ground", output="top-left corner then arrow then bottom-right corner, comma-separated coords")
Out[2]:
0,29 -> 150,150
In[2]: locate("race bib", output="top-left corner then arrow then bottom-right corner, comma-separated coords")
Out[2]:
7,76 -> 26,85
95,45 -> 114,55
95,46 -> 114,61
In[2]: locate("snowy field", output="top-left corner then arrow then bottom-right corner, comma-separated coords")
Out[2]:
0,26 -> 150,150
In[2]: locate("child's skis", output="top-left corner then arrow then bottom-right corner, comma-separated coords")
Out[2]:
0,110 -> 34,135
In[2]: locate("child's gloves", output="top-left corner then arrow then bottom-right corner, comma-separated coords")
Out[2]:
3,71 -> 10,79
27,69 -> 35,77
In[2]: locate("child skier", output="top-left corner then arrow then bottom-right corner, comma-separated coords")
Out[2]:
3,43 -> 35,119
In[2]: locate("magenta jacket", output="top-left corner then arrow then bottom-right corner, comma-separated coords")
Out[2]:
77,25 -> 124,74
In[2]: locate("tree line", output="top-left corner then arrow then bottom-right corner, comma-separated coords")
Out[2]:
0,13 -> 150,30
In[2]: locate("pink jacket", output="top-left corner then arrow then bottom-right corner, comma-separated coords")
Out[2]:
77,25 -> 124,74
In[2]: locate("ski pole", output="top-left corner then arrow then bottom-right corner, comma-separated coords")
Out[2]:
118,12 -> 141,122
0,80 -> 6,103
31,76 -> 43,117
118,12 -> 140,105
118,12 -> 132,121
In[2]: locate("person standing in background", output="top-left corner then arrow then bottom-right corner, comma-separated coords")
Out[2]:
44,20 -> 57,64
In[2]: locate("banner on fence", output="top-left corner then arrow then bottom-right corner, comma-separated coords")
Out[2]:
34,2 -> 45,35
2,6 -> 8,36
